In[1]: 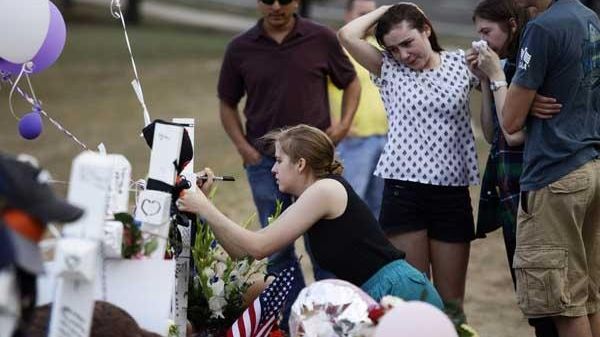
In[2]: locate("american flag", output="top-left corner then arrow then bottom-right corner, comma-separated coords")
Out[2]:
226,266 -> 295,337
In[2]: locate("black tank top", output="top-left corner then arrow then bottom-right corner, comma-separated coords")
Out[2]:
307,174 -> 405,286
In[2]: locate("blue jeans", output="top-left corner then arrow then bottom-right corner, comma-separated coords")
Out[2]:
244,156 -> 333,329
337,135 -> 386,218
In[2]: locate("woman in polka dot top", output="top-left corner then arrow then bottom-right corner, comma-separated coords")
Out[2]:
338,2 -> 480,317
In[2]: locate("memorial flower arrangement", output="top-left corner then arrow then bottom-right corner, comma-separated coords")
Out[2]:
186,195 -> 276,334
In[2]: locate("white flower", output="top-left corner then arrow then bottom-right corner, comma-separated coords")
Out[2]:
215,261 -> 227,278
237,260 -> 249,275
209,295 -> 227,319
380,295 -> 405,309
203,267 -> 215,280
214,248 -> 228,262
210,279 -> 225,297
229,269 -> 244,288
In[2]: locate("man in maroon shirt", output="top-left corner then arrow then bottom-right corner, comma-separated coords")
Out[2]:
217,0 -> 360,329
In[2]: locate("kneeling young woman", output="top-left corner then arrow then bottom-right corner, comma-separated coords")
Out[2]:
177,124 -> 442,308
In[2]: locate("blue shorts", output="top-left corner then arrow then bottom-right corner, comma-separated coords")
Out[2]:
361,259 -> 444,309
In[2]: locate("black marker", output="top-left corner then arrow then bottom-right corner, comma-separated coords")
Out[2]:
197,175 -> 235,182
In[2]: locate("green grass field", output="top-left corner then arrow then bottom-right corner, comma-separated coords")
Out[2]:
0,8 -> 259,222
0,7 -> 532,336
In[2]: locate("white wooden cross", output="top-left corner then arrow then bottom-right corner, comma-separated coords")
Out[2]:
103,154 -> 132,258
107,154 -> 131,215
135,122 -> 184,259
172,118 -> 195,337
48,152 -> 113,337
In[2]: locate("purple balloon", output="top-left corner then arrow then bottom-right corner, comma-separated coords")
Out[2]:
18,112 -> 43,140
0,2 -> 66,75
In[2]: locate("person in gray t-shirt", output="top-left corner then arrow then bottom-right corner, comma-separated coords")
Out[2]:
500,0 -> 600,336
508,0 -> 600,191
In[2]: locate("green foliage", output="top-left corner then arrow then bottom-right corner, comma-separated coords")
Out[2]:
114,212 -> 158,258
167,322 -> 179,337
444,300 -> 475,337
266,199 -> 283,225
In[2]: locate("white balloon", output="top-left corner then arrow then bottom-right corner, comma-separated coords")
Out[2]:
0,0 -> 50,63
374,301 -> 458,337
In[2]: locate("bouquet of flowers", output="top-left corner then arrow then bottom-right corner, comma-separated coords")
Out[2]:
187,209 -> 267,334
112,212 -> 159,258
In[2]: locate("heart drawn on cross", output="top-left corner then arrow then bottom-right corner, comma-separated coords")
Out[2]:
140,199 -> 161,217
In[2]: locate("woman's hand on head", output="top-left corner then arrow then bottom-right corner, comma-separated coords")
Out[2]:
195,167 -> 215,195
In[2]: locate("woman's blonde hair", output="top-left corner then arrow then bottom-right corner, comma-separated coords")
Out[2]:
263,124 -> 344,178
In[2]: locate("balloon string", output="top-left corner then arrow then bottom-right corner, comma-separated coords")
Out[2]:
110,0 -> 151,127
25,72 -> 39,106
8,63 -> 34,121
48,178 -> 145,193
1,74 -> 89,150
38,109 -> 89,150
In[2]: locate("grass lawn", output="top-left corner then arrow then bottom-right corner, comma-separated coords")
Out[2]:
0,6 -> 531,337
0,7 -> 258,222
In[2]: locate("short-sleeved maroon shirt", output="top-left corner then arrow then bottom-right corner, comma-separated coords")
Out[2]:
217,16 -> 356,150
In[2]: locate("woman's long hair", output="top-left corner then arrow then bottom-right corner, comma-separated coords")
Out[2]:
473,0 -> 530,59
375,3 -> 443,53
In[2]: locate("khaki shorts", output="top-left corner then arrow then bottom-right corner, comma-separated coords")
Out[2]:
514,158 -> 600,318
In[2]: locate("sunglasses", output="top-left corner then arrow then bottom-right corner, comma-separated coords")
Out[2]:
260,0 -> 294,5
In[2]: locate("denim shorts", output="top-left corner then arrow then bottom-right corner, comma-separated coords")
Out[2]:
379,179 -> 475,242
361,259 -> 444,309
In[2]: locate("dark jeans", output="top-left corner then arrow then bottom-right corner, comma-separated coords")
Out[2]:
336,135 -> 385,218
244,156 -> 334,330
